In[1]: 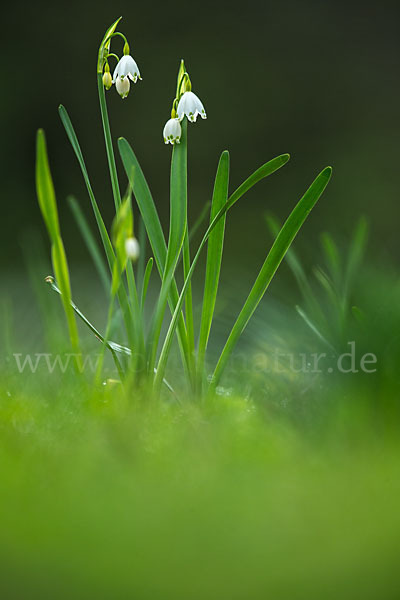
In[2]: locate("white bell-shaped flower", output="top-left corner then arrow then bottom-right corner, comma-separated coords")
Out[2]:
177,91 -> 206,123
113,54 -> 141,84
115,75 -> 130,99
163,118 -> 182,145
125,237 -> 140,261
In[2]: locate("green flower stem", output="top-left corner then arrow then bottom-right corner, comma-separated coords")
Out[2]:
97,73 -> 144,377
97,73 -> 122,212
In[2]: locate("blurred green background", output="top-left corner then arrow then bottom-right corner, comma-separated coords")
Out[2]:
2,0 -> 399,277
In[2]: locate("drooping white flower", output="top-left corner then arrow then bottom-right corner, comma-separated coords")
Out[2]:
115,75 -> 130,99
113,54 -> 141,84
177,91 -> 206,122
125,237 -> 140,261
163,118 -> 182,145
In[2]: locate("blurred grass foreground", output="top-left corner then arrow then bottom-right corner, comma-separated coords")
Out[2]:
2,262 -> 400,600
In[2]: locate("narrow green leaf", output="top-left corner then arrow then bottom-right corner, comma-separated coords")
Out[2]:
147,119 -> 188,374
183,227 -> 195,368
140,257 -> 153,312
197,150 -> 230,380
36,130 -> 80,356
265,212 -> 310,295
97,17 -> 122,73
58,104 -> 136,351
320,232 -> 341,288
137,215 -> 147,293
212,166 -> 332,388
344,216 -> 369,294
58,105 -> 113,264
227,155 -> 290,209
313,266 -> 339,305
295,305 -> 336,352
351,305 -> 367,326
265,212 -> 328,332
45,276 -> 124,379
118,137 -> 167,270
36,129 -> 60,241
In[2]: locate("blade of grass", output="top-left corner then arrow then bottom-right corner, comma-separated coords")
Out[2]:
265,212 -> 313,304
266,212 -> 330,340
36,129 -> 81,362
58,104 -> 136,352
153,153 -> 291,393
46,276 -> 123,380
140,258 -> 153,313
320,232 -> 341,290
295,305 -> 337,352
197,150 -> 230,388
211,166 -> 332,389
183,227 -> 195,372
137,215 -> 146,294
343,216 -> 369,302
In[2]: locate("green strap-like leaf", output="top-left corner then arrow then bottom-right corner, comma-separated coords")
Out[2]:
211,166 -> 332,388
197,150 -> 230,382
45,276 -> 124,378
97,16 -> 122,73
140,257 -> 153,312
36,129 -> 60,241
36,130 -> 80,357
147,120 -> 188,375
58,104 -> 135,351
58,105 -> 114,265
265,212 -> 327,328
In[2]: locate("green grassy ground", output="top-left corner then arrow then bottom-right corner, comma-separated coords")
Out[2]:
1,353 -> 400,599
2,253 -> 400,599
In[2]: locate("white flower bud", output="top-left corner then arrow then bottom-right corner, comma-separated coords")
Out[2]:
125,237 -> 140,261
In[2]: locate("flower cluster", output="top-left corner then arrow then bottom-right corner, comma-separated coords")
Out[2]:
101,30 -> 206,144
163,80 -> 206,145
102,38 -> 141,99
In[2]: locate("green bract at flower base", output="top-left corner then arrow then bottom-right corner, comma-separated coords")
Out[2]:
36,17 -> 332,399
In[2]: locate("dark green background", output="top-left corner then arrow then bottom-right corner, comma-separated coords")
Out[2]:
2,0 -> 399,275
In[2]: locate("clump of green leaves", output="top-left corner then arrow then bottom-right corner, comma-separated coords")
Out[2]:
36,17 -> 332,398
